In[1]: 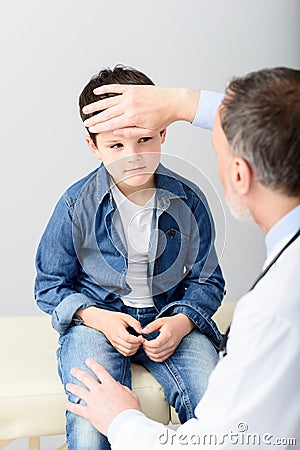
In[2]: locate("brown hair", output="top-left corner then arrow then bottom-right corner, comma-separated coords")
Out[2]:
79,64 -> 155,145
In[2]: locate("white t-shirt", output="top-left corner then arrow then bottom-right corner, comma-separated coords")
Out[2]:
111,183 -> 155,308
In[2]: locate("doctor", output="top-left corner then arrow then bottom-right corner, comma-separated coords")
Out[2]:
66,67 -> 300,449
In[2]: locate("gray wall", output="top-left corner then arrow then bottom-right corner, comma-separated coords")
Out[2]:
1,0 -> 299,317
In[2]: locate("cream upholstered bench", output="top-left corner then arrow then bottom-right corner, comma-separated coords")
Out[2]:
0,302 -> 236,450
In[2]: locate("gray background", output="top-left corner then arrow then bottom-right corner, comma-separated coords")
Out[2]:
1,0 -> 299,320
1,0 -> 299,448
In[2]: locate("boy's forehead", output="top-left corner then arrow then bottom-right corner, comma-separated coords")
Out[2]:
96,130 -> 119,143
96,129 -> 162,144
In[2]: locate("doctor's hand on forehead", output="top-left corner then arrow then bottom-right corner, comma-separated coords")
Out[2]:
82,84 -> 200,138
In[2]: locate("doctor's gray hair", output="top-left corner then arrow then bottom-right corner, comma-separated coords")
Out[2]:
220,67 -> 300,197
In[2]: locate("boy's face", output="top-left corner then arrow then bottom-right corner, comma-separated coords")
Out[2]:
86,130 -> 166,190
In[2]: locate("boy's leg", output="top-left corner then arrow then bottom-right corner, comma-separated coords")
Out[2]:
134,329 -> 218,423
57,324 -> 131,450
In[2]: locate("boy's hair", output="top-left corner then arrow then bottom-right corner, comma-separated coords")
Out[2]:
220,67 -> 300,197
79,64 -> 155,145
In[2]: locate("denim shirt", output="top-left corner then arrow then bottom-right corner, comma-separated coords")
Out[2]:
35,163 -> 225,346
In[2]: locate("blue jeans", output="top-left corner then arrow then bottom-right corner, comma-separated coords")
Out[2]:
57,307 -> 218,450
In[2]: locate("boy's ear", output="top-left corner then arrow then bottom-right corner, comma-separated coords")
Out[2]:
85,136 -> 102,160
160,128 -> 167,144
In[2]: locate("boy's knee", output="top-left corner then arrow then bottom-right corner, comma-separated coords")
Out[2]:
66,407 -> 106,449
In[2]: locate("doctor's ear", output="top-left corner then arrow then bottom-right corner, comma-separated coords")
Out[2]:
230,157 -> 253,195
85,136 -> 102,160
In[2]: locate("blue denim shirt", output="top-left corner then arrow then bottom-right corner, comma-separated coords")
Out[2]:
35,163 -> 225,346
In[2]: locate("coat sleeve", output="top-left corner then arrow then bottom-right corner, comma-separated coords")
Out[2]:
192,90 -> 224,130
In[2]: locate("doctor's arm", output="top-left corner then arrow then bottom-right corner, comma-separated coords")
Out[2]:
81,84 -> 223,136
67,304 -> 299,450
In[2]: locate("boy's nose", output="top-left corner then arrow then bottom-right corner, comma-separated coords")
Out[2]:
127,147 -> 141,163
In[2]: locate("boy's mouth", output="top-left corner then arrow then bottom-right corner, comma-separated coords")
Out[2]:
124,166 -> 146,173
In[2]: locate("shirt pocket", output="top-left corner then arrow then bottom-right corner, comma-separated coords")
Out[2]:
154,228 -> 190,282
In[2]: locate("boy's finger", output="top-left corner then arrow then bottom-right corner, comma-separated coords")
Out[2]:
142,319 -> 162,334
116,332 -> 144,349
143,349 -> 170,362
121,331 -> 144,346
125,316 -> 143,334
143,334 -> 165,350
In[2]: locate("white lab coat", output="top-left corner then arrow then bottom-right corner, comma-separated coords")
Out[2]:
109,231 -> 300,449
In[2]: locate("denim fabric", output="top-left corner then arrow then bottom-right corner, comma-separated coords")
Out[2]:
58,306 -> 218,450
35,163 -> 225,346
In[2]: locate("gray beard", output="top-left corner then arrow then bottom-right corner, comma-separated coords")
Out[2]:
225,178 -> 255,223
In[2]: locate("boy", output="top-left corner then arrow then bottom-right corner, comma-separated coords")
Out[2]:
35,65 -> 225,450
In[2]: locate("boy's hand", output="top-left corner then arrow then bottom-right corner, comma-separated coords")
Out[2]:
142,314 -> 195,362
76,307 -> 144,357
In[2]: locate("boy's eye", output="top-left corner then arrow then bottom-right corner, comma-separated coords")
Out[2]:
138,137 -> 153,143
110,143 -> 123,150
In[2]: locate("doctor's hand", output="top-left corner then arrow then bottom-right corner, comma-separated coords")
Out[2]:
142,314 -> 195,362
66,358 -> 142,436
82,84 -> 200,138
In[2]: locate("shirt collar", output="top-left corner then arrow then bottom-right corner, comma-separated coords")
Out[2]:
96,162 -> 187,206
96,163 -> 112,204
265,204 -> 300,258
